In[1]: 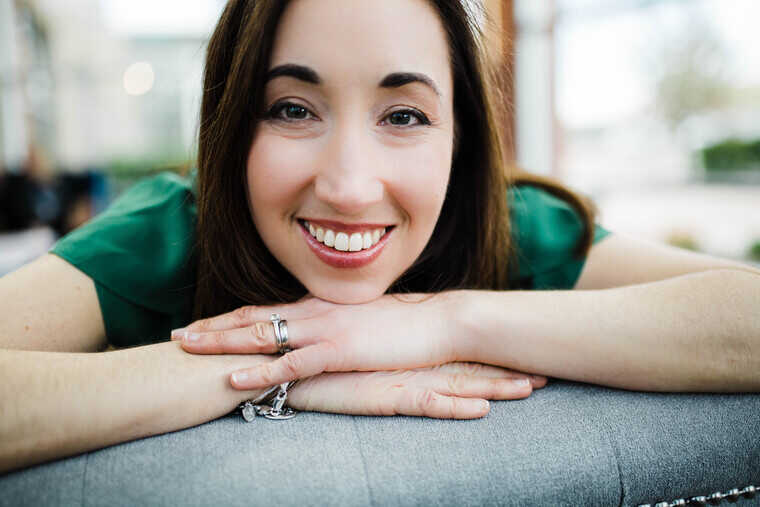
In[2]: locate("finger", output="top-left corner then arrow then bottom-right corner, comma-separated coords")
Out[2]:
285,374 -> 488,419
434,372 -> 533,400
179,317 -> 321,354
394,388 -> 490,419
229,343 -> 336,389
171,298 -> 333,338
429,363 -> 548,388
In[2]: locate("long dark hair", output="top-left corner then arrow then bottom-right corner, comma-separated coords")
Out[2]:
192,0 -> 599,319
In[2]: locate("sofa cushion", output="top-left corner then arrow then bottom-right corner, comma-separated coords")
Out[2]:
2,380 -> 758,506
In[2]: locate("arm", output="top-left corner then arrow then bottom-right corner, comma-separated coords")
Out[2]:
194,237 -> 759,393
460,268 -> 760,392
0,254 -> 270,473
0,342 -> 271,474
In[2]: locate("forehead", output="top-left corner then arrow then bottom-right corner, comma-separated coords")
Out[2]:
269,0 -> 452,95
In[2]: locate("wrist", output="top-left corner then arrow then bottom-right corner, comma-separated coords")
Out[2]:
443,289 -> 481,363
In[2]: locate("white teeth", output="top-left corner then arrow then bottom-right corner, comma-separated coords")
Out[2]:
349,233 -> 363,252
334,232 -> 349,251
303,221 -> 388,252
323,229 -> 335,247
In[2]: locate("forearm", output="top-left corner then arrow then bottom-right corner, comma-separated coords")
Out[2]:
458,269 -> 760,392
0,341 -> 271,474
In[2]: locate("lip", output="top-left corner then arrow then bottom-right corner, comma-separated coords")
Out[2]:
298,220 -> 394,269
299,218 -> 394,234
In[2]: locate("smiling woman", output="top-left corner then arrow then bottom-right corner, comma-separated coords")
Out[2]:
193,0 -> 599,318
2,0 -> 759,477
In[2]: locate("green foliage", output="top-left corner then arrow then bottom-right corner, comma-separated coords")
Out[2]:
665,232 -> 699,252
700,138 -> 760,172
103,155 -> 193,196
105,156 -> 191,179
749,240 -> 760,262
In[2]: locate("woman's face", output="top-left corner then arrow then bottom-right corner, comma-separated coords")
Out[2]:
246,0 -> 454,304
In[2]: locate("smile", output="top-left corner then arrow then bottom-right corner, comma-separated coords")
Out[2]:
298,219 -> 395,269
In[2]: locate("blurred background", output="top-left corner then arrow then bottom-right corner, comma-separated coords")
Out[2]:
1,0 -> 759,275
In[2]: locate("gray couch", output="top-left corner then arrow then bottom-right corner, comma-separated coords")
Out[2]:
2,379 -> 758,506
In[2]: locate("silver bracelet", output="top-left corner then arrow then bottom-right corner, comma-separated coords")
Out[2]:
638,484 -> 757,506
237,380 -> 298,421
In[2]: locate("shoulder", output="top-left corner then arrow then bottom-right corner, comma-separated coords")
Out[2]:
52,171 -> 197,269
49,171 -> 198,344
507,184 -> 611,289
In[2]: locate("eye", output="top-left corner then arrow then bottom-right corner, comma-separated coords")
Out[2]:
381,108 -> 430,127
268,101 -> 316,122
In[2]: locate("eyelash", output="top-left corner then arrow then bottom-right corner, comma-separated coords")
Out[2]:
266,101 -> 431,127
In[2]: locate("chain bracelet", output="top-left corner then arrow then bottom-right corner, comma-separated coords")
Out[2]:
638,484 -> 757,507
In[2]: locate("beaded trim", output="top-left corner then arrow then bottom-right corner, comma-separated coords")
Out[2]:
638,484 -> 757,507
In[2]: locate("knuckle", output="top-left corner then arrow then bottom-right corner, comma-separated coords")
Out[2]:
462,362 -> 483,375
210,331 -> 225,349
281,352 -> 304,378
232,306 -> 255,326
415,388 -> 439,412
195,318 -> 213,332
446,374 -> 465,394
447,396 -> 460,419
258,363 -> 276,385
248,322 -> 270,348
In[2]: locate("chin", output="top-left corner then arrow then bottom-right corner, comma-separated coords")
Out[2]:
304,279 -> 389,304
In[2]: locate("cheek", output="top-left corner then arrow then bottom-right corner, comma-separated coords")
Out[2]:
384,142 -> 451,226
247,132 -> 315,216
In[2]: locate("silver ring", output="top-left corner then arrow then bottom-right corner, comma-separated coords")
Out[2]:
278,320 -> 291,354
270,313 -> 284,352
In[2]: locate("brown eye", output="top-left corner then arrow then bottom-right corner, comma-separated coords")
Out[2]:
268,102 -> 314,122
283,104 -> 308,119
383,108 -> 430,127
389,111 -> 413,125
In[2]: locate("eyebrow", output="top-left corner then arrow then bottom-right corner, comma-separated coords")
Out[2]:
265,64 -> 441,97
265,64 -> 321,85
379,72 -> 441,97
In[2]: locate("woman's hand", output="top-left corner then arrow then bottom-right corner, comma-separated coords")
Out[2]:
287,362 -> 547,419
172,292 -> 545,390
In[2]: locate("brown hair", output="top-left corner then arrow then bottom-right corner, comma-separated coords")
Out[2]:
192,0 -> 599,320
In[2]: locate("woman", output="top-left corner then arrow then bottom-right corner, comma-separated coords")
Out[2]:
1,0 -> 758,474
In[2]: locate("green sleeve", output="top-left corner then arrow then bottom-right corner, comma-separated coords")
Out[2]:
507,185 -> 612,290
49,172 -> 198,348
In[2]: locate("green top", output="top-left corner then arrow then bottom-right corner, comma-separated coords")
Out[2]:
49,172 -> 611,348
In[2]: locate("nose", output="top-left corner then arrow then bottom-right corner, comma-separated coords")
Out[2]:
313,122 -> 384,216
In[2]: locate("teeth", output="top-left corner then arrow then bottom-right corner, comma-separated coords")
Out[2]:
349,233 -> 363,252
334,232 -> 349,251
323,229 -> 335,247
303,221 -> 387,252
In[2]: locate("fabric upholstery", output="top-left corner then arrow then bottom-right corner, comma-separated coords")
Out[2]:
3,380 -> 758,506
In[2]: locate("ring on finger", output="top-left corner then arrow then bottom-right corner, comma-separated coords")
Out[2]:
278,320 -> 291,354
270,313 -> 290,354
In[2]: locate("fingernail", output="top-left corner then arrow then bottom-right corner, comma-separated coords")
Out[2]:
480,400 -> 490,411
231,372 -> 249,385
170,328 -> 186,341
184,332 -> 201,343
513,378 -> 530,387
